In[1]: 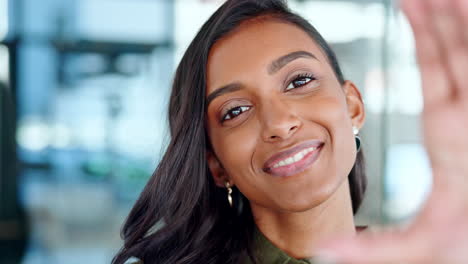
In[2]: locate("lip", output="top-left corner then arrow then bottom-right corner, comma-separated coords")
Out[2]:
263,140 -> 324,177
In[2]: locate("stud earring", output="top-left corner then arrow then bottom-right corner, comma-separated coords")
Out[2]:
353,126 -> 361,152
225,181 -> 233,208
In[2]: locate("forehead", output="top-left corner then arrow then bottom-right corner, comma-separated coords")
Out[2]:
206,19 -> 327,94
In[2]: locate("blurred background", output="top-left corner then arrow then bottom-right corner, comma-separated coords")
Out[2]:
0,0 -> 432,263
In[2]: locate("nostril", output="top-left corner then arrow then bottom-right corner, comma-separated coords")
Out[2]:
289,125 -> 298,132
267,125 -> 299,141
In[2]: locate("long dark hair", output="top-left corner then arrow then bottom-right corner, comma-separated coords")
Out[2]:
112,1 -> 366,263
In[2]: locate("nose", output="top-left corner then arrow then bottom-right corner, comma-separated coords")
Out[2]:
260,99 -> 302,142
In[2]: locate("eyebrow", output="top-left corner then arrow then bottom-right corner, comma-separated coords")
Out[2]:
206,82 -> 242,108
268,50 -> 319,75
206,50 -> 318,107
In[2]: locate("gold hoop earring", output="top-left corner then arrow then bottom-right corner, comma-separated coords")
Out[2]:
225,181 -> 233,208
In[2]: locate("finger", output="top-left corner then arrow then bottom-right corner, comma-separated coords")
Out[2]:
455,0 -> 468,46
401,0 -> 451,107
454,0 -> 468,101
428,0 -> 468,101
428,0 -> 463,52
318,231 -> 429,264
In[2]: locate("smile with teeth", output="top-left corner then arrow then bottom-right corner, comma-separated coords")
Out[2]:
271,147 -> 317,169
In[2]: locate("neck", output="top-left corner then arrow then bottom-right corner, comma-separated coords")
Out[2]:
250,179 -> 356,259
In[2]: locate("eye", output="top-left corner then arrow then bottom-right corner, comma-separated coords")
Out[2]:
286,73 -> 316,91
221,106 -> 251,122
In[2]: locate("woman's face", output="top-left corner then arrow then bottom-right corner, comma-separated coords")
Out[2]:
205,19 -> 365,212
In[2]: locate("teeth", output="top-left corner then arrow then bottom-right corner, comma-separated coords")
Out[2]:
271,146 -> 317,169
293,151 -> 304,162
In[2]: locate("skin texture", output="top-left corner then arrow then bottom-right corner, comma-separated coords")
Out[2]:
204,19 -> 365,259
317,0 -> 468,263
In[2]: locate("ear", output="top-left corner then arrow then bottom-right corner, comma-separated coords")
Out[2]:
207,150 -> 232,188
343,80 -> 366,129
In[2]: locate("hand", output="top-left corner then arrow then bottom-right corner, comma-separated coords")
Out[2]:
317,0 -> 468,263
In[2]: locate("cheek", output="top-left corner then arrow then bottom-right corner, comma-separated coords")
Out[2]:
211,126 -> 272,205
209,121 -> 277,207
308,95 -> 356,175
298,92 -> 351,133
296,92 -> 356,174
211,124 -> 260,178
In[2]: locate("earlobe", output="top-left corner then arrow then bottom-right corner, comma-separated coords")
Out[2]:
343,80 -> 366,129
207,150 -> 231,188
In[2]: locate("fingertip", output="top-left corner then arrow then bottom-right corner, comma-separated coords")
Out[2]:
400,0 -> 426,27
315,244 -> 369,264
314,251 -> 340,264
316,239 -> 363,260
400,0 -> 416,13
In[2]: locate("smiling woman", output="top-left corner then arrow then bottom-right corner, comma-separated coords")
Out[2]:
113,0 -> 367,263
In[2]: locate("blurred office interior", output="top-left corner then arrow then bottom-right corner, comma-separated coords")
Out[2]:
0,0 -> 431,263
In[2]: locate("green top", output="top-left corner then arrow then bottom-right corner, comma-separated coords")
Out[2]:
126,226 -> 352,264
242,227 -> 321,264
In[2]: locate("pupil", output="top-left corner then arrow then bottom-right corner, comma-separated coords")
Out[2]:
295,78 -> 308,86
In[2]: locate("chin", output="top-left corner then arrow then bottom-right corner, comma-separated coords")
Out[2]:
274,182 -> 340,213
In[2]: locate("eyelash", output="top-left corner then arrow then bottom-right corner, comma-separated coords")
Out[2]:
285,73 -> 317,91
221,105 -> 251,122
220,73 -> 317,122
